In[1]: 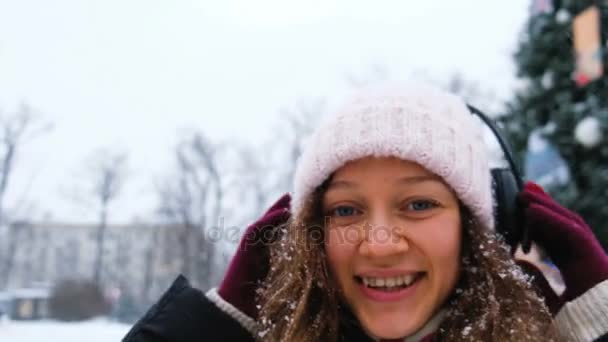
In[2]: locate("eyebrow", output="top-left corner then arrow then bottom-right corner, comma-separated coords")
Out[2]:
326,175 -> 442,191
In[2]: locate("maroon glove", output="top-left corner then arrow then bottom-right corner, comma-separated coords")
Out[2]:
217,193 -> 291,319
518,182 -> 608,312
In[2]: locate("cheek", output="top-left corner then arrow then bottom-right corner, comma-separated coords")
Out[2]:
324,227 -> 357,284
422,215 -> 462,284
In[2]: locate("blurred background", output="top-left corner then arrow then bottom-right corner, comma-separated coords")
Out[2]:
0,0 -> 606,340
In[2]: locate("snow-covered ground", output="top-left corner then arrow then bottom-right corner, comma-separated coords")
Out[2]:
0,318 -> 131,342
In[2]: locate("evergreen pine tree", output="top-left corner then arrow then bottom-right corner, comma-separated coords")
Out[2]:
503,0 -> 608,249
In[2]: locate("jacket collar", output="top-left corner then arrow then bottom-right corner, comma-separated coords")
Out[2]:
402,309 -> 445,342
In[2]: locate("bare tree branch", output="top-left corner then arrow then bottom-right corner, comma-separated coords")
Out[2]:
0,104 -> 51,225
0,104 -> 51,289
156,132 -> 222,290
86,149 -> 128,285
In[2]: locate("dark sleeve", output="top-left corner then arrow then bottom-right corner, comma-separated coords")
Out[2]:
122,275 -> 254,342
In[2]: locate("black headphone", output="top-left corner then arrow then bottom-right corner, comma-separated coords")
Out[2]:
466,105 -> 531,253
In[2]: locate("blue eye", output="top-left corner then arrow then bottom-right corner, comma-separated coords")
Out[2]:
408,200 -> 437,211
333,206 -> 357,217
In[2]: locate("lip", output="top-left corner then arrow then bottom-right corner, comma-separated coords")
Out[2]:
357,273 -> 424,302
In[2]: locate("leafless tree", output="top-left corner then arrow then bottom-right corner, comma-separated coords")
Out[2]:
227,145 -> 270,220
225,98 -> 324,226
87,149 -> 128,285
0,103 -> 51,224
0,104 -> 52,289
141,223 -> 161,304
275,99 -> 324,192
157,132 -> 223,290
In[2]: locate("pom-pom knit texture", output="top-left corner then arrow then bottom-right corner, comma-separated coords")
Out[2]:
292,83 -> 495,231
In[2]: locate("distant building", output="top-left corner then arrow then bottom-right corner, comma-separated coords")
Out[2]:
8,288 -> 50,320
2,222 -> 189,305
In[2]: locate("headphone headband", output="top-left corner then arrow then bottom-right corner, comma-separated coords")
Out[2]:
466,104 -> 524,190
466,104 -> 530,253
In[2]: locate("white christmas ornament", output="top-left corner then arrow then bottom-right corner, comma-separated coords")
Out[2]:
574,116 -> 602,148
556,9 -> 571,23
541,72 -> 554,89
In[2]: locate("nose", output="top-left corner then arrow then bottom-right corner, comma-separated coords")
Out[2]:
359,213 -> 409,258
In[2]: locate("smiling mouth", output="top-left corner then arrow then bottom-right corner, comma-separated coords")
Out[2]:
354,273 -> 425,292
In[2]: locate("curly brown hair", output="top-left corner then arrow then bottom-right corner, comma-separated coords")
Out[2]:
256,186 -> 561,341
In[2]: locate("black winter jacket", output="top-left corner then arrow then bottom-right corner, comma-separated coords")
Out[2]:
122,276 -> 376,342
123,276 -> 254,342
123,275 -> 608,342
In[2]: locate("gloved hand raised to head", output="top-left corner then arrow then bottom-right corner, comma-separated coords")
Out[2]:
517,182 -> 608,313
217,193 -> 291,319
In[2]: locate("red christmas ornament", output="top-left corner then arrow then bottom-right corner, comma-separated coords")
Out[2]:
574,72 -> 591,87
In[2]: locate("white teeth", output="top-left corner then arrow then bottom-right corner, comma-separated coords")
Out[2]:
403,275 -> 415,286
361,274 -> 419,288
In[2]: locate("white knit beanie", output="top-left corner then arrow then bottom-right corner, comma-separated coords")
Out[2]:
292,82 -> 494,231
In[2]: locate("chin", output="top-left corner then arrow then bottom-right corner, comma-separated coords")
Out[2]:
367,325 -> 413,339
360,313 -> 420,339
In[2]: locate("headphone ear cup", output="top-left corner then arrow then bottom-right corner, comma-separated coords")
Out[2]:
491,168 -> 521,248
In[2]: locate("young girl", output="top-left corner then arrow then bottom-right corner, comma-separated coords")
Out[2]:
123,83 -> 608,341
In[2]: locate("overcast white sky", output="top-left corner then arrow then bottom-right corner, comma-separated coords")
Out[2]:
0,0 -> 529,223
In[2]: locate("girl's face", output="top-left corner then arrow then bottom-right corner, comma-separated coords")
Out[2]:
322,157 -> 462,339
